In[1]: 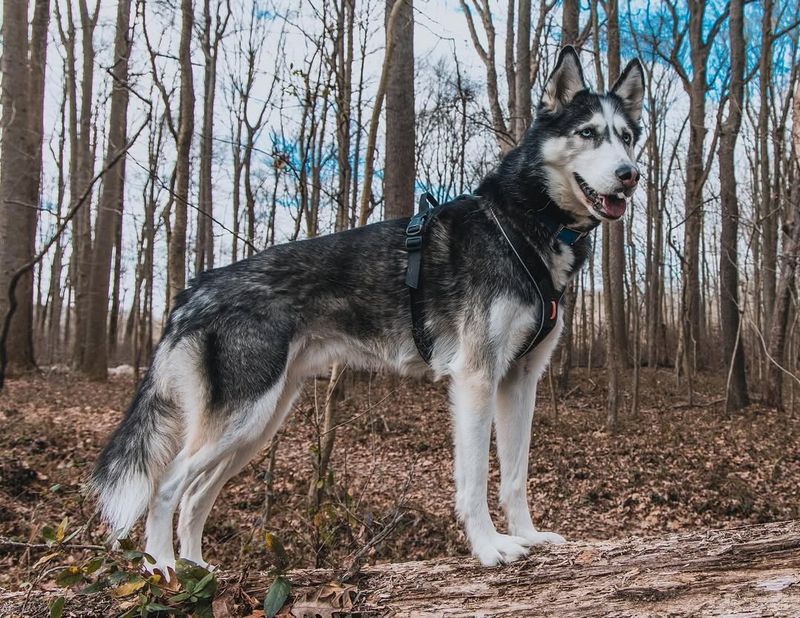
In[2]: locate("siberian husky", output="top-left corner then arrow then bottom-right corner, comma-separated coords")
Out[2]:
92,46 -> 644,573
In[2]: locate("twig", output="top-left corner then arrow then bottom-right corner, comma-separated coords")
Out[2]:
669,397 -> 725,410
338,508 -> 405,583
0,537 -> 105,552
338,472 -> 413,583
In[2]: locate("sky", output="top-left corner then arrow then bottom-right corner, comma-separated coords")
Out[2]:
32,0 -> 800,320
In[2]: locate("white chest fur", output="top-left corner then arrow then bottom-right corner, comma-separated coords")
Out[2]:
548,241 -> 576,291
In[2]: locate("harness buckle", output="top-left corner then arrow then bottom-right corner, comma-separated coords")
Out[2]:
406,221 -> 423,236
405,236 -> 422,251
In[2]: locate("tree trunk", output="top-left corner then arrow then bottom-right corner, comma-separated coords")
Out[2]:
334,0 -> 354,232
168,0 -> 196,308
460,0 -> 513,154
47,86 -> 68,361
357,0 -> 407,225
679,1 -> 711,379
758,0 -> 776,331
72,0 -> 100,369
0,0 -> 48,373
514,0 -> 532,141
231,119 -> 243,263
765,77 -> 800,409
383,0 -> 415,219
602,0 -> 623,431
195,0 -> 228,274
718,0 -> 748,411
561,0 -> 579,45
242,522 -> 800,617
14,522 -> 800,616
244,126 -> 257,255
82,0 -> 132,380
605,0 -> 628,364
108,209 -> 124,356
308,0 -> 356,507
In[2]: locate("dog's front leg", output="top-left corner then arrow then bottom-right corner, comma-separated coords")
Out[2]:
450,370 -> 531,566
495,361 -> 566,546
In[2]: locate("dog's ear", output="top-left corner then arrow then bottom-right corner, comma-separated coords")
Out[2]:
540,46 -> 589,113
610,58 -> 645,123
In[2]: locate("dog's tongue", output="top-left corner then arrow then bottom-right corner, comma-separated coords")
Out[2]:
600,195 -> 627,219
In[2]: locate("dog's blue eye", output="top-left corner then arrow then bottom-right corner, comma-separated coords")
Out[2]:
579,128 -> 595,138
621,132 -> 632,144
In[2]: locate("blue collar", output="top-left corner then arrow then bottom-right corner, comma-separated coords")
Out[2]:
539,216 -> 598,246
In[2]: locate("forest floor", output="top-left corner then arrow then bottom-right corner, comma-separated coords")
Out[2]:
1,367 -> 799,610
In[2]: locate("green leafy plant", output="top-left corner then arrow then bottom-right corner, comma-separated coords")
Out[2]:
43,520 -> 220,617
263,532 -> 292,618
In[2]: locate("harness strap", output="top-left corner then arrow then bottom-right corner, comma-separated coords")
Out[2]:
405,193 -> 439,363
487,206 -> 564,357
404,193 -> 569,366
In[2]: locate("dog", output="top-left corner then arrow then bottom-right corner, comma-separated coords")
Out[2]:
91,46 -> 644,573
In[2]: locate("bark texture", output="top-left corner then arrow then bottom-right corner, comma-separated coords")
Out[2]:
561,0 -> 579,44
0,0 -> 40,372
72,0 -> 100,368
383,0 -> 415,220
268,521 -> 800,616
765,76 -> 800,408
168,0 -> 196,307
9,522 -> 799,616
82,0 -> 132,379
718,0 -> 748,410
258,521 -> 800,616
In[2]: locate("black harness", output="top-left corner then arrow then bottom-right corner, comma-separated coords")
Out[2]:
404,192 -> 593,365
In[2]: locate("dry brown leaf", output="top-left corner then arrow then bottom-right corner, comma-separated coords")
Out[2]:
290,582 -> 357,618
111,578 -> 147,598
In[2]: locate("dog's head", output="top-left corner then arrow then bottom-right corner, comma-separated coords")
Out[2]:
530,46 -> 645,223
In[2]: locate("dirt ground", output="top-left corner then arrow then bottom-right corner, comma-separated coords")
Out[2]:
1,367 -> 799,595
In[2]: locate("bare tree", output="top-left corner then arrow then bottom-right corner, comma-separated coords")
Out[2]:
561,0 -> 579,43
226,2 -> 279,256
72,0 -> 102,368
757,0 -> 776,328
82,0 -> 134,379
664,1 -> 730,380
600,0 -> 626,431
358,0 -> 408,225
0,0 -> 51,373
765,76 -> 800,409
168,0 -> 196,307
195,0 -> 231,274
718,0 -> 748,410
384,0 -> 415,219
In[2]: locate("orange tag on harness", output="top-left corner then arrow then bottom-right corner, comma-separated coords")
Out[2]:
549,300 -> 558,320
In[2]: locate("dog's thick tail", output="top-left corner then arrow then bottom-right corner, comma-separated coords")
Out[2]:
90,364 -> 181,538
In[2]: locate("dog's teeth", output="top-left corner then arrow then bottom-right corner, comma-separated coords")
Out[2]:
616,192 -> 625,199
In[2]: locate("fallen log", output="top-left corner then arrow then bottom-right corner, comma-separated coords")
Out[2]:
249,521 -> 800,617
3,521 -> 799,616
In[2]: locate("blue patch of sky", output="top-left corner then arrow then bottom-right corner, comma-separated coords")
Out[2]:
609,0 -> 796,99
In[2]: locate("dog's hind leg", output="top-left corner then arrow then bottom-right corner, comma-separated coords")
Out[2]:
495,361 -> 565,545
176,382 -> 302,566
144,370 -> 290,578
143,444 -> 228,576
450,368 -> 531,566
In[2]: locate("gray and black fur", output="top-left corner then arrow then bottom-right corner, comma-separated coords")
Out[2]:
92,46 -> 645,570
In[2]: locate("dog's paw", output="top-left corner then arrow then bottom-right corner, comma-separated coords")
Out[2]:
472,532 -> 531,566
513,528 -> 567,546
143,555 -> 177,583
142,561 -> 175,584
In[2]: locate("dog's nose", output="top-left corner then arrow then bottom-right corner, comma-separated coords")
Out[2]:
615,164 -> 639,187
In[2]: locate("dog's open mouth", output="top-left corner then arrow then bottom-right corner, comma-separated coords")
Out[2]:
574,173 -> 627,220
